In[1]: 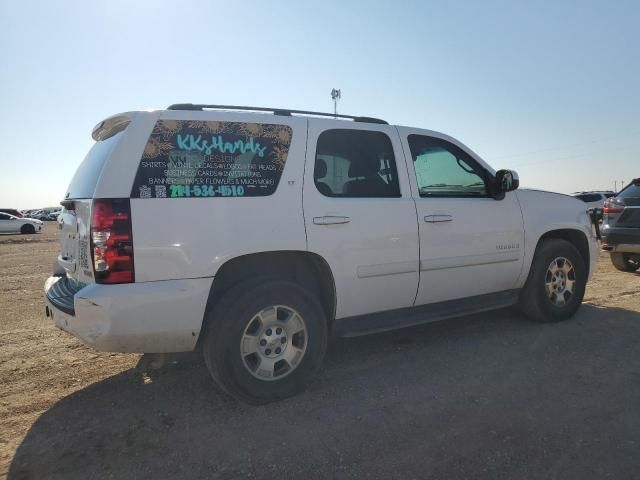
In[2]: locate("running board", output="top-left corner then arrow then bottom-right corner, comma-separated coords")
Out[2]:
332,289 -> 520,337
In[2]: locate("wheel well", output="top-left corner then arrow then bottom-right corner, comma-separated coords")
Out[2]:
200,251 -> 336,340
538,229 -> 590,275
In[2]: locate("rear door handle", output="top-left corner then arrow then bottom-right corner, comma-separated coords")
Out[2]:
313,216 -> 351,225
424,214 -> 453,223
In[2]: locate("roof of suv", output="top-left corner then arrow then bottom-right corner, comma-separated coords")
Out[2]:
166,103 -> 389,125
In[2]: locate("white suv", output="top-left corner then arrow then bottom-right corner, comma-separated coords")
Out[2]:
572,191 -> 616,212
45,104 -> 599,403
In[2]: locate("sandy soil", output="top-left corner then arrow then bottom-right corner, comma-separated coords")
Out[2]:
1,224 -> 639,479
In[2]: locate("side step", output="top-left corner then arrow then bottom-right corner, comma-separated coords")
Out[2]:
332,289 -> 520,337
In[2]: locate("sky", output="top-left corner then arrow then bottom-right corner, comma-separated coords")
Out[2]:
0,0 -> 638,209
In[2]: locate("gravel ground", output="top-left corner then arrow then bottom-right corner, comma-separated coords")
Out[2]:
1,224 -> 639,479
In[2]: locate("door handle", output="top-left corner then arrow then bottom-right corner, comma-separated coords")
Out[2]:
424,214 -> 453,223
313,216 -> 351,225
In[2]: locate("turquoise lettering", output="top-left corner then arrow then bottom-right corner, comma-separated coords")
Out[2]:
175,133 -> 270,158
176,134 -> 189,150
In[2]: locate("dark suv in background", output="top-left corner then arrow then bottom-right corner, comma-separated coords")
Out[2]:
601,178 -> 640,272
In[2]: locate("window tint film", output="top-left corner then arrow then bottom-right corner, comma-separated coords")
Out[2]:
408,135 -> 487,197
131,120 -> 293,198
0,213 -> 9,220
576,193 -> 601,203
617,181 -> 640,206
314,129 -> 400,198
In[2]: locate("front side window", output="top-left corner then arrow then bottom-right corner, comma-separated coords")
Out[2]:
0,213 -> 9,220
314,129 -> 400,198
408,135 -> 488,197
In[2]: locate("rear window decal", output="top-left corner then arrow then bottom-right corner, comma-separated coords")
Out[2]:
131,120 -> 292,198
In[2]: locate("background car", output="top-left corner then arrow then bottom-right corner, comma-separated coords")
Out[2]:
601,179 -> 640,272
572,191 -> 616,212
0,213 -> 43,234
0,208 -> 24,218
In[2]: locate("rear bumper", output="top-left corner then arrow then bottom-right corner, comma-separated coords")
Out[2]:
44,276 -> 213,353
601,227 -> 640,254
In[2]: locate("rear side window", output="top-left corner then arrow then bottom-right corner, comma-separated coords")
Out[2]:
617,182 -> 640,206
575,193 -> 602,203
314,129 -> 400,198
66,132 -> 123,200
131,120 -> 292,198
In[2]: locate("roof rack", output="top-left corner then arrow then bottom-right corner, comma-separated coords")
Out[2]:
166,103 -> 388,125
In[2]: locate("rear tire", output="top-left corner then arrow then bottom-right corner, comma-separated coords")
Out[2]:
610,253 -> 640,272
518,239 -> 587,323
202,280 -> 327,404
20,224 -> 35,234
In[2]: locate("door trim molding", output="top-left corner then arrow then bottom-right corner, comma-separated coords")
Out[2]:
357,261 -> 418,278
420,250 -> 521,272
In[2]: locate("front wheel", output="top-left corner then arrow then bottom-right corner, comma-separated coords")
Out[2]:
202,280 -> 327,404
20,224 -> 35,234
610,253 -> 640,272
518,239 -> 587,322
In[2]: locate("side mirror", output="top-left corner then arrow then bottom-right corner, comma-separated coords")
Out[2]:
494,169 -> 519,199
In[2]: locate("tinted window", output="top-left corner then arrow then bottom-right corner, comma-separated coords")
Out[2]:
408,135 -> 487,197
575,193 -> 602,203
131,120 -> 293,198
0,213 -> 9,220
314,129 -> 400,198
617,182 -> 640,206
67,132 -> 122,200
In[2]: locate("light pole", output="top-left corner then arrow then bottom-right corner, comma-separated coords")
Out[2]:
331,88 -> 341,117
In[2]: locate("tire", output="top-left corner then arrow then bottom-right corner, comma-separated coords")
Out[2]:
610,253 -> 640,272
20,224 -> 35,234
202,280 -> 327,404
518,239 -> 587,323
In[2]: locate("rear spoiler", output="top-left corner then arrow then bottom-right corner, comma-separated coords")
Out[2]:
92,112 -> 137,141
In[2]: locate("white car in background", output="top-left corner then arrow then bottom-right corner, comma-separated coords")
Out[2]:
0,212 -> 43,234
572,191 -> 616,212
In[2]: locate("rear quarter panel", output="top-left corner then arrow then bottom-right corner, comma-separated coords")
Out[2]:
128,111 -> 309,282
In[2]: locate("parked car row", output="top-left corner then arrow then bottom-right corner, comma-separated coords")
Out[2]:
0,212 -> 43,234
0,206 -> 60,234
22,208 -> 62,221
571,191 -> 616,212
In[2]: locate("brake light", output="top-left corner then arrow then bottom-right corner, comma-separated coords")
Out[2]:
90,199 -> 134,284
603,199 -> 624,214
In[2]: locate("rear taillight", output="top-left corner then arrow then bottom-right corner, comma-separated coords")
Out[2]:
603,199 -> 624,214
91,199 -> 134,284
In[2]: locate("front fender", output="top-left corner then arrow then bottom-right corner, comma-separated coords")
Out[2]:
515,190 -> 598,286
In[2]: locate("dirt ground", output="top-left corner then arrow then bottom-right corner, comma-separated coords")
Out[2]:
1,224 -> 639,479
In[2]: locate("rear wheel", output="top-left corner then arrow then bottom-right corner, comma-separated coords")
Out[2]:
610,253 -> 640,272
20,224 -> 35,234
518,239 -> 587,322
202,280 -> 327,404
